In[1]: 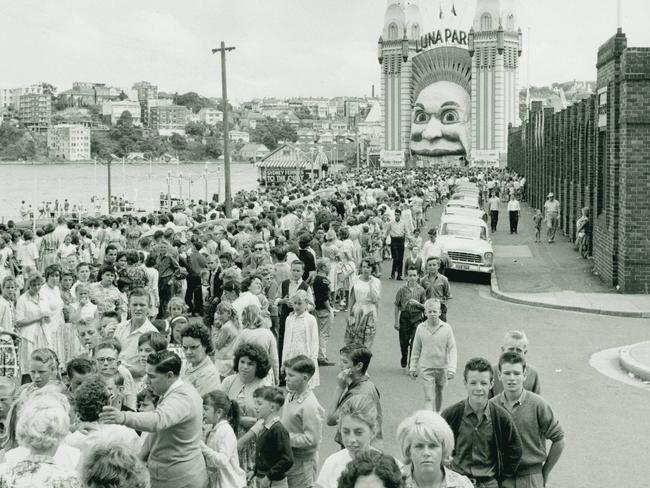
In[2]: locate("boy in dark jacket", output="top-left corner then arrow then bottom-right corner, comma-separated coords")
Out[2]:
253,386 -> 294,487
442,357 -> 522,488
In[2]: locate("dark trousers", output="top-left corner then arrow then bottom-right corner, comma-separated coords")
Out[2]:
184,275 -> 204,315
390,236 -> 406,278
509,211 -> 519,234
440,302 -> 448,322
399,312 -> 421,366
158,279 -> 172,318
490,210 -> 499,232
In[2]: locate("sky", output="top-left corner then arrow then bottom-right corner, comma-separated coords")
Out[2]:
1,0 -> 649,101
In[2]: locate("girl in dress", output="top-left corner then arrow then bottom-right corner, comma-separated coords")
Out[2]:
201,390 -> 247,488
211,302 -> 240,379
282,290 -> 319,388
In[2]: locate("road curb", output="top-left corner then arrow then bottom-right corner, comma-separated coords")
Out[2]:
619,342 -> 650,382
489,270 -> 650,318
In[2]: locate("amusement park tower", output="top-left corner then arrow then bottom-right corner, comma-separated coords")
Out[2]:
469,0 -> 522,157
378,0 -> 422,156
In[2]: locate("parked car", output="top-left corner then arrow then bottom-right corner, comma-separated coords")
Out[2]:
443,200 -> 487,222
437,214 -> 494,276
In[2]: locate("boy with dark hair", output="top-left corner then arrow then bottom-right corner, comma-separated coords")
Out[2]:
253,386 -> 294,488
66,357 -> 95,392
326,345 -> 383,448
280,355 -> 324,488
491,352 -> 565,488
442,357 -> 522,488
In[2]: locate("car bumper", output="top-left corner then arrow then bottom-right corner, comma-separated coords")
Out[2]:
448,261 -> 493,274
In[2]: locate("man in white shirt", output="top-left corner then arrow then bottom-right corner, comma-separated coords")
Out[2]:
544,193 -> 561,243
488,193 -> 501,233
420,228 -> 443,273
114,290 -> 158,378
507,195 -> 521,234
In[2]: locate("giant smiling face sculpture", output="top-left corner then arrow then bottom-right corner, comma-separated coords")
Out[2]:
410,81 -> 470,157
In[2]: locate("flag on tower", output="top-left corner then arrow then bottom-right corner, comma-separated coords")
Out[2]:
452,3 -> 457,16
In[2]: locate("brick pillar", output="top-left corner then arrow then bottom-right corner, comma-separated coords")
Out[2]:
617,48 -> 650,292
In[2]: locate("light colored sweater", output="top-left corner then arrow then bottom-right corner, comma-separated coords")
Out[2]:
409,320 -> 457,373
280,389 -> 324,459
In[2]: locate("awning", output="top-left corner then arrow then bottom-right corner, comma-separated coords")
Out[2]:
256,158 -> 311,169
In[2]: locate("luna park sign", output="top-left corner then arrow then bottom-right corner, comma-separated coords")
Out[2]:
415,28 -> 468,52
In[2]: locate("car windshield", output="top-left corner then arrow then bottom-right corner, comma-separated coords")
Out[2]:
441,223 -> 487,240
447,201 -> 479,210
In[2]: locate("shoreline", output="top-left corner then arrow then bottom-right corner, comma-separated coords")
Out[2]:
0,160 -> 252,165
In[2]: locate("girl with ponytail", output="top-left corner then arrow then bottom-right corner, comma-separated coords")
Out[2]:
201,390 -> 246,488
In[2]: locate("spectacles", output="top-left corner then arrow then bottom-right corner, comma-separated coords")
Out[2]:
255,247 -> 265,251
96,357 -> 117,363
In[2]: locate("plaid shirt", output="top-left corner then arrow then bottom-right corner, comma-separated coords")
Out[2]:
394,283 -> 426,314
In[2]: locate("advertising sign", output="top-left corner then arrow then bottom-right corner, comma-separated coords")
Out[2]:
380,150 -> 405,168
471,150 -> 500,168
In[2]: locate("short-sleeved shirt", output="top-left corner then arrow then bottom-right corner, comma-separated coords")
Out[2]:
114,319 -> 158,370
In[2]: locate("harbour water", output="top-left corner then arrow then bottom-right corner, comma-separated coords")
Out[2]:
0,162 -> 259,220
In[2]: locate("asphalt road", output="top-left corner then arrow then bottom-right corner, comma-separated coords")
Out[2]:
314,206 -> 650,488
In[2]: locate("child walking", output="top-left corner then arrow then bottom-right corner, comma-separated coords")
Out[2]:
533,209 -> 543,242
280,355 -> 325,488
282,290 -> 320,388
409,298 -> 457,412
201,390 -> 247,488
253,386 -> 294,488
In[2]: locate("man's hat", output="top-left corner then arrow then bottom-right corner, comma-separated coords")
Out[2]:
547,192 -> 554,198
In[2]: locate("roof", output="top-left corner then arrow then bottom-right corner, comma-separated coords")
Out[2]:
440,214 -> 488,227
256,143 -> 312,168
241,143 -> 269,152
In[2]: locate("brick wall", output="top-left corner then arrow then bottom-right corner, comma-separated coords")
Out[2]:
508,31 -> 650,292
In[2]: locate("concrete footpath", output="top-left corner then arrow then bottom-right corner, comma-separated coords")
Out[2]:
487,201 -> 650,381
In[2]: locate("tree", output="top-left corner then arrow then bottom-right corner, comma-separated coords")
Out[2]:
41,82 -> 57,97
205,137 -> 222,159
185,121 -> 208,137
170,133 -> 187,151
116,111 -> 134,129
118,91 -> 129,101
295,106 -> 312,119
174,92 -> 218,113
250,119 -> 297,150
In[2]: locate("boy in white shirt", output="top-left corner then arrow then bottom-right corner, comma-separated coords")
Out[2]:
409,298 -> 457,412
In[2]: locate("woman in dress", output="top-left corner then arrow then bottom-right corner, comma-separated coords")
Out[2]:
346,258 -> 381,349
397,410 -> 473,488
233,304 -> 279,384
39,265 -> 66,364
15,274 -> 50,377
125,218 -> 143,250
220,343 -> 272,482
38,224 -> 58,273
240,274 -> 271,329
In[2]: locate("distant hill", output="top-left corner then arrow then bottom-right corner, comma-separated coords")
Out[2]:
519,80 -> 596,120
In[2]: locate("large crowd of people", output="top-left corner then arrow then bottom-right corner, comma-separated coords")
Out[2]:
0,166 -> 566,488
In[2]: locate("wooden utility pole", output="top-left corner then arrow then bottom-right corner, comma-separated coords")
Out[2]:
212,41 -> 236,217
107,159 -> 112,214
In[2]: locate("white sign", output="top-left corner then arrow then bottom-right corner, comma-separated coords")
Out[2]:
471,150 -> 500,168
380,150 -> 405,168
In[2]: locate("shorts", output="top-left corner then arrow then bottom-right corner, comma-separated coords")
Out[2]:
420,367 -> 448,387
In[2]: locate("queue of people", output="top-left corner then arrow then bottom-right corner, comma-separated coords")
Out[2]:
0,166 -> 566,488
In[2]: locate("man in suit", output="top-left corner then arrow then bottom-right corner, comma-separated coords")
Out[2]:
100,351 -> 208,488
